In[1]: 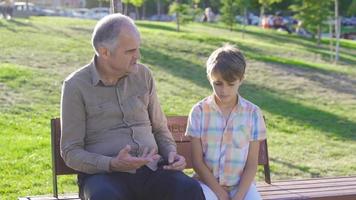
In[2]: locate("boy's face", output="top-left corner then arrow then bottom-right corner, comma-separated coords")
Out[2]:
209,72 -> 243,106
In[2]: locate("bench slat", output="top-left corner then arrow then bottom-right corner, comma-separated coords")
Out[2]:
257,176 -> 356,200
271,176 -> 356,186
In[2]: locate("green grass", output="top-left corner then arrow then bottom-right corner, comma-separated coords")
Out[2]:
1,17 -> 355,199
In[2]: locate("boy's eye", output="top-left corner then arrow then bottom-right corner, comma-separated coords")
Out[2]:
228,83 -> 235,86
213,82 -> 222,86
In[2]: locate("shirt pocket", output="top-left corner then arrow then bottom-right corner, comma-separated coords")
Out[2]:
232,125 -> 250,149
126,91 -> 149,121
86,101 -> 118,130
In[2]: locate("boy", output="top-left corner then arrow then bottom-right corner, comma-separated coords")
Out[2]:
186,44 -> 266,200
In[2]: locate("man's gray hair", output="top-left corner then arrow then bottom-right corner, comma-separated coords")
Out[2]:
92,13 -> 135,55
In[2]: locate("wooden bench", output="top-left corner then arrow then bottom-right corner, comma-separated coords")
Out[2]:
49,116 -> 270,198
19,116 -> 356,200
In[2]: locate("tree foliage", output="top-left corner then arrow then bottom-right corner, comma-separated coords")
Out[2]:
290,0 -> 333,38
130,0 -> 145,7
100,0 -> 355,19
348,0 -> 356,16
169,1 -> 196,31
220,0 -> 239,31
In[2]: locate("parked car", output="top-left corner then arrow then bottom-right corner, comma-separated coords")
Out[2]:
12,2 -> 44,17
89,7 -> 109,19
342,17 -> 356,26
72,8 -> 91,18
148,14 -> 174,22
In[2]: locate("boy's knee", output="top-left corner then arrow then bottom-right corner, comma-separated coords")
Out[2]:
244,184 -> 262,200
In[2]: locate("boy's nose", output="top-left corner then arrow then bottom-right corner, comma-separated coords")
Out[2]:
221,86 -> 228,94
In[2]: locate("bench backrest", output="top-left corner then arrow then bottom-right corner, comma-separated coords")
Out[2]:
51,116 -> 271,197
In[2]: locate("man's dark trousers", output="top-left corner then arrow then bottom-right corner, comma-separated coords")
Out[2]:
78,166 -> 205,200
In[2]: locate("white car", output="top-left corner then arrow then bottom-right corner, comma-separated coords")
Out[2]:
72,8 -> 91,18
89,7 -> 110,19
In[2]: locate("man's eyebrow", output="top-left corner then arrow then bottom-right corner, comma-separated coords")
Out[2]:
126,48 -> 137,52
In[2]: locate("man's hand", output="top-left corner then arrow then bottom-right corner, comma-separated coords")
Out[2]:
110,145 -> 160,172
163,151 -> 186,171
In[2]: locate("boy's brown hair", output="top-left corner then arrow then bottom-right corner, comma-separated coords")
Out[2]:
206,44 -> 246,82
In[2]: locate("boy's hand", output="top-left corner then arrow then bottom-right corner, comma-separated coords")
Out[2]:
163,151 -> 186,171
217,189 -> 230,200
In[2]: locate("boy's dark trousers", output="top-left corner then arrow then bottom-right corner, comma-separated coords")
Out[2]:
78,166 -> 205,200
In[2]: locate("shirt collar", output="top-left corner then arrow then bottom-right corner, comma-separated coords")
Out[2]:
90,56 -> 102,86
207,94 -> 246,113
90,55 -> 135,87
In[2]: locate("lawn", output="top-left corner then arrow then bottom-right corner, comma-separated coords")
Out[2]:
0,17 -> 355,199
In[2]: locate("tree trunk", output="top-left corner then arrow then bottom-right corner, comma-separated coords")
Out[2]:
329,20 -> 334,62
142,1 -> 146,20
175,0 -> 180,32
242,7 -> 247,38
259,4 -> 265,26
111,0 -> 122,14
176,12 -> 180,32
317,24 -> 321,46
157,0 -> 161,16
335,0 -> 340,64
124,3 -> 128,15
135,6 -> 139,19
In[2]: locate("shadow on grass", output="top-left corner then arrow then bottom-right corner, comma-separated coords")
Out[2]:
141,47 -> 209,89
68,26 -> 93,34
176,33 -> 338,73
244,50 -> 356,96
235,43 -> 356,95
142,46 -> 355,140
270,158 -> 322,178
240,83 -> 356,140
0,18 -> 33,32
136,21 -> 181,33
197,25 -> 355,65
242,29 -> 356,64
305,47 -> 356,66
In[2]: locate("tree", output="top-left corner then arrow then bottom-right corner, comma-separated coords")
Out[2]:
220,0 -> 239,31
348,0 -> 356,16
290,0 -> 333,46
236,0 -> 251,37
169,1 -> 194,31
111,0 -> 123,13
157,0 -> 162,15
122,0 -> 130,15
131,0 -> 145,19
258,0 -> 282,23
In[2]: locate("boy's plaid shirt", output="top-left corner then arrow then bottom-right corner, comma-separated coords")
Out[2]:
186,95 -> 266,186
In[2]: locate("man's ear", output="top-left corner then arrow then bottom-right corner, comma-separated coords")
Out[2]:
98,46 -> 110,59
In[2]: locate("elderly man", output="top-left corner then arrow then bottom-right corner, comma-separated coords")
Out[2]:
60,14 -> 205,200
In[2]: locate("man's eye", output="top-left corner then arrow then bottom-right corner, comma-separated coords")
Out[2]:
127,49 -> 136,53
